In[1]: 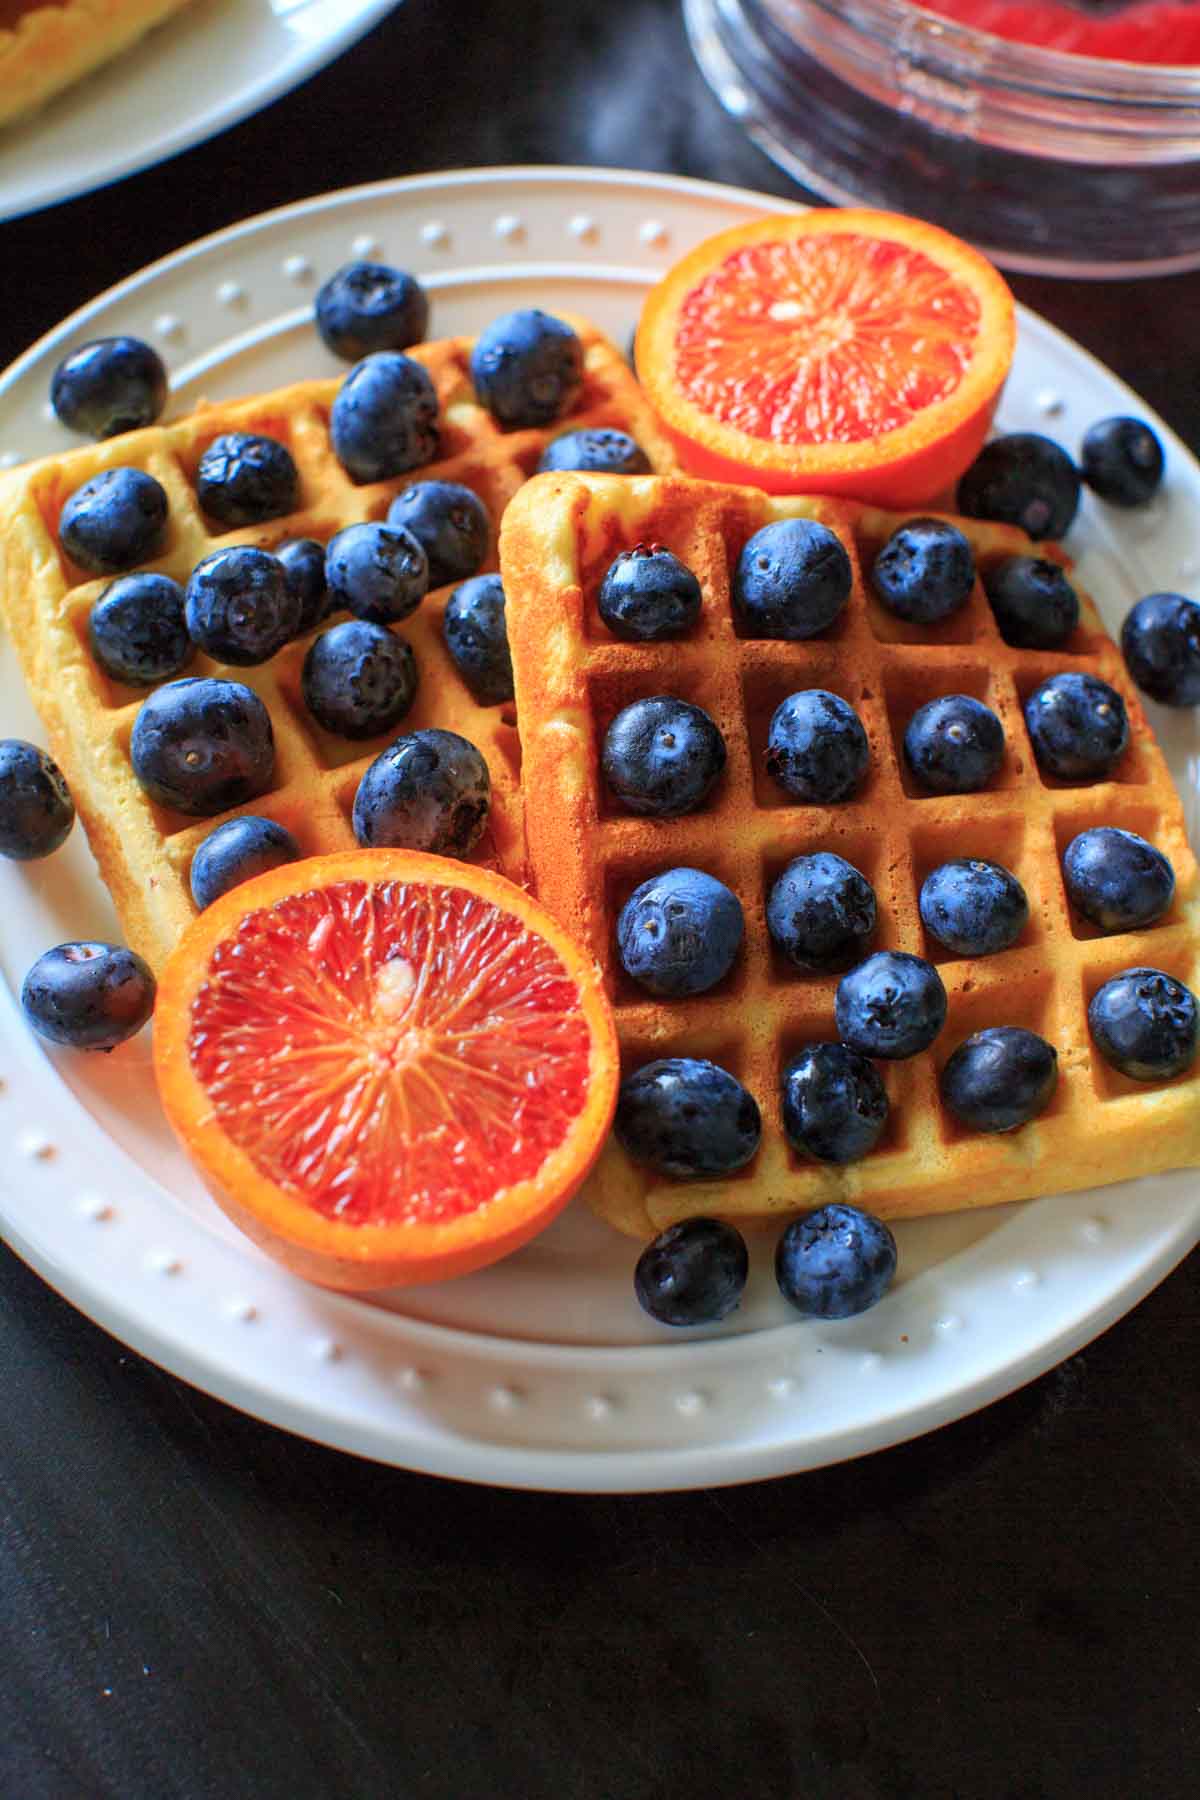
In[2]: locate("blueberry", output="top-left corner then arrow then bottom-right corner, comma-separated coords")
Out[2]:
1024,672 -> 1128,781
442,575 -> 514,706
1081,416 -> 1164,508
775,1204 -> 897,1320
597,544 -> 702,642
189,816 -> 302,909
330,352 -> 440,483
1063,827 -> 1175,932
0,740 -> 74,860
325,521 -> 428,624
634,1217 -> 750,1327
870,518 -> 975,624
469,309 -> 583,429
615,1058 -> 761,1179
941,1027 -> 1058,1133
275,538 -> 331,635
919,859 -> 1029,957
21,941 -> 155,1052
601,696 -> 726,818
537,428 -> 651,475
1121,592 -> 1200,707
50,336 -> 167,439
302,619 -> 418,739
904,694 -> 1004,794
352,728 -> 490,856
59,467 -> 168,574
1088,967 -> 1198,1081
733,518 -> 852,639
195,433 -> 298,526
387,480 -> 489,588
983,555 -> 1080,649
184,546 -> 300,666
766,852 -> 876,972
957,433 -> 1081,541
835,951 -> 947,1060
616,866 -> 744,997
130,677 -> 275,816
88,572 -> 192,686
780,1043 -> 888,1165
765,689 -> 869,804
315,261 -> 429,361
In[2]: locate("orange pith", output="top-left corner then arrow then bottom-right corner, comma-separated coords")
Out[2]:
154,851 -> 619,1290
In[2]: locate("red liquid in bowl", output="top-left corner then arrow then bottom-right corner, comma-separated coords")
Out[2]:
921,0 -> 1200,61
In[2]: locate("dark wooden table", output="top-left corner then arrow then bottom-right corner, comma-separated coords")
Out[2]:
2,3 -> 1197,1795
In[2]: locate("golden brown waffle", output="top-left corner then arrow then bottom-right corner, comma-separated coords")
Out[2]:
500,470 -> 1200,1239
0,0 -> 195,130
0,317 -> 677,973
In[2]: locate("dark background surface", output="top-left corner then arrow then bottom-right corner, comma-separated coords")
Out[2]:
2,2 -> 1198,1796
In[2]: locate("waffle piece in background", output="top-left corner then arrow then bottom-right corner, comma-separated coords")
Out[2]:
500,471 -> 1200,1240
0,318 -> 676,973
0,0 -> 196,130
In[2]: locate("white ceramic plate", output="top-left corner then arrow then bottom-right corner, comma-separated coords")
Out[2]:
0,167 -> 1197,1493
0,0 -> 401,223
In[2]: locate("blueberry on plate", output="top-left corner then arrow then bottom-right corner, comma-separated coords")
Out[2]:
733,518 -> 852,640
835,951 -> 947,1059
352,728 -> 490,856
184,546 -> 300,666
616,866 -> 744,998
50,335 -> 167,439
325,521 -> 429,624
983,555 -> 1080,650
189,816 -> 302,909
387,480 -> 489,588
634,1217 -> 750,1327
21,942 -> 155,1051
775,1204 -> 897,1320
275,537 -> 331,635
919,858 -> 1029,957
537,428 -> 651,475
89,572 -> 192,686
469,308 -> 583,429
780,1043 -> 888,1164
601,696 -> 726,818
1080,416 -> 1164,508
1063,827 -> 1175,932
1088,967 -> 1198,1081
904,693 -> 1005,794
195,432 -> 299,526
765,689 -> 869,804
1121,592 -> 1200,708
956,432 -> 1081,541
330,352 -> 440,483
59,467 -> 168,574
315,261 -> 429,361
302,619 -> 418,739
597,543 -> 702,642
870,517 -> 975,624
442,574 -> 514,706
1024,672 -> 1128,781
941,1027 -> 1058,1133
130,677 -> 274,816
615,1057 -> 761,1179
0,740 -> 74,860
765,852 -> 876,973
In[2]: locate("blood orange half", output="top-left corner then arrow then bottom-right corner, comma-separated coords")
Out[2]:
636,209 -> 1016,507
153,851 -> 618,1290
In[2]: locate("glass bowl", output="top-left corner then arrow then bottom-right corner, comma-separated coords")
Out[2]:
685,0 -> 1200,276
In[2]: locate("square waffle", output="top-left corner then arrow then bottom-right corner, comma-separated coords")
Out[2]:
499,470 -> 1200,1240
0,316 -> 677,973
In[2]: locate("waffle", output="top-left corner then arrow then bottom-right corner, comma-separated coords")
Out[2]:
500,470 -> 1200,1239
0,0 -> 195,129
0,317 -> 677,973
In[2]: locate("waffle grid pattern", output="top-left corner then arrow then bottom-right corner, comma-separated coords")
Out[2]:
500,472 -> 1200,1240
0,319 -> 677,972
